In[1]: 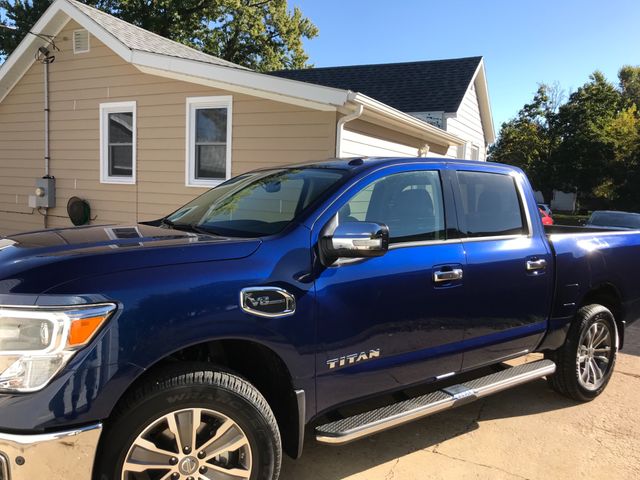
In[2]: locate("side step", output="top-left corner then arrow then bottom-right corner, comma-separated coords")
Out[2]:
316,359 -> 555,445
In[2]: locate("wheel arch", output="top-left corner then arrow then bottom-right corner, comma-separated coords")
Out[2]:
102,338 -> 305,461
580,283 -> 625,348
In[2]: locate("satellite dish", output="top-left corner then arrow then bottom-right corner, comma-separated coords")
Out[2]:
67,197 -> 91,226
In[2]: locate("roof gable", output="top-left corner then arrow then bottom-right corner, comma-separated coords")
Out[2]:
270,56 -> 496,143
67,0 -> 246,69
269,57 -> 483,113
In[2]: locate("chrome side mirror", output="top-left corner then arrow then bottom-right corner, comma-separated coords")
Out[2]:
322,222 -> 389,261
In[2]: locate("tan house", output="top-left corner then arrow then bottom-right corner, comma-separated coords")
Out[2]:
0,0 -> 492,236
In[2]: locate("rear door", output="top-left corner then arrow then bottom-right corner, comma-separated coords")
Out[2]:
452,168 -> 554,370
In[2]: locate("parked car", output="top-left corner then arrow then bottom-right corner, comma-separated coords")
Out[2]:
538,203 -> 553,216
540,208 -> 554,225
0,158 -> 639,480
585,210 -> 640,230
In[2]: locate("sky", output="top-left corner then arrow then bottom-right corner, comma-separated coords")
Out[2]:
290,0 -> 640,130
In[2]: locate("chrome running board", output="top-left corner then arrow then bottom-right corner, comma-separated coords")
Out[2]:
315,359 -> 556,445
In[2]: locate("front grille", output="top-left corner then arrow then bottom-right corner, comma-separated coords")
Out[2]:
0,454 -> 7,480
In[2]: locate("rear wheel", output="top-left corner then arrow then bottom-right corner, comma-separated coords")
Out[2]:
94,365 -> 282,480
546,304 -> 617,402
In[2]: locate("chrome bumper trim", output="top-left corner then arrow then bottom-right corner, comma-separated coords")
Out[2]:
0,423 -> 102,480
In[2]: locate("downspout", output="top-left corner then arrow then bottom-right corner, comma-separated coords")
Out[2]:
335,104 -> 363,157
43,51 -> 50,178
40,46 -> 53,228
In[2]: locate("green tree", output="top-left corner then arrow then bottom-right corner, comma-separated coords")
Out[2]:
605,106 -> 640,208
491,69 -> 640,210
489,84 -> 560,201
552,72 -> 621,202
619,65 -> 640,108
1,0 -> 318,71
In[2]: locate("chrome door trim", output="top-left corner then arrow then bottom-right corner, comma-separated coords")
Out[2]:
526,258 -> 548,271
433,269 -> 463,283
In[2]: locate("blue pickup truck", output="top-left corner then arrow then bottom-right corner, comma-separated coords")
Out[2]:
0,158 -> 638,480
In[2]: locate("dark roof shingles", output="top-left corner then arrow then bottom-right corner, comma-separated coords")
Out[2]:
269,56 -> 482,113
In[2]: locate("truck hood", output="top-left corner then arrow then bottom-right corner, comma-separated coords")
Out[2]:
0,224 -> 261,295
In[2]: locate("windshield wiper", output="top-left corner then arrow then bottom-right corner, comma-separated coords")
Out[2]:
161,218 -> 223,236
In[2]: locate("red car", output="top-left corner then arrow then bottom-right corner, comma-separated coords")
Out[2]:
540,208 -> 554,225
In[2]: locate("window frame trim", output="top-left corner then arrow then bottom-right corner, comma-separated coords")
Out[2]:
99,101 -> 137,185
185,95 -> 233,188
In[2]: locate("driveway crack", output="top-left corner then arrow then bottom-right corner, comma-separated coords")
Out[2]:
432,400 -> 487,454
384,458 -> 400,480
430,450 -> 532,480
617,370 -> 640,380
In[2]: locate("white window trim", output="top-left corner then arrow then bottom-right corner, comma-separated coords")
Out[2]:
73,29 -> 90,54
186,95 -> 233,187
100,101 -> 137,185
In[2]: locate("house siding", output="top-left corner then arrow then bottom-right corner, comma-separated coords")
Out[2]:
341,118 -> 451,158
443,82 -> 486,160
0,20 -> 336,235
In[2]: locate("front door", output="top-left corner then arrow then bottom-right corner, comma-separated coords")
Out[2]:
452,168 -> 554,370
313,166 -> 468,413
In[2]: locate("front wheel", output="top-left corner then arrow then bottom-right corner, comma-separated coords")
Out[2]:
94,365 -> 282,480
546,304 -> 618,402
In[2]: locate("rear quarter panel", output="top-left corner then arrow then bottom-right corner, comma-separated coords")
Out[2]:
549,230 -> 640,329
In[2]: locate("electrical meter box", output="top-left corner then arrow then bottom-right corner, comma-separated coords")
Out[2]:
28,177 -> 56,209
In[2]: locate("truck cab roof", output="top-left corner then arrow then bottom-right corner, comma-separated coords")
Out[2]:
256,157 -> 519,175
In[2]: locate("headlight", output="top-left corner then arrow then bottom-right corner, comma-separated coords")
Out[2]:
0,304 -> 116,393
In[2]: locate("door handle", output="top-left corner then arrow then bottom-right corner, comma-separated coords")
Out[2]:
433,268 -> 463,283
526,259 -> 547,271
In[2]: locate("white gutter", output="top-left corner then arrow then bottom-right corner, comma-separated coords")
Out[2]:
335,104 -> 363,157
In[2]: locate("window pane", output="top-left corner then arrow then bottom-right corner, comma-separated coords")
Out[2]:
108,112 -> 133,143
196,145 -> 226,179
196,108 -> 227,143
109,145 -> 132,176
339,170 -> 446,243
457,171 -> 526,237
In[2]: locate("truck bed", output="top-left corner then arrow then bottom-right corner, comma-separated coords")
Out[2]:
545,225 -> 640,336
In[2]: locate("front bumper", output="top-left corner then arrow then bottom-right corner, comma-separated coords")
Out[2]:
0,423 -> 101,480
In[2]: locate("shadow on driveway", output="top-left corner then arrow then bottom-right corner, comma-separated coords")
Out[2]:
281,379 -> 578,480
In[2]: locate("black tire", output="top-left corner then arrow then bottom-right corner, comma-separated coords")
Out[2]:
545,304 -> 617,402
94,364 -> 282,480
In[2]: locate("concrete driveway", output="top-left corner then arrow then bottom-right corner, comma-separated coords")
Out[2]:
282,323 -> 640,480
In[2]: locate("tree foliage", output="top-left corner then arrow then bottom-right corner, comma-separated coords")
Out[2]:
0,0 -> 318,71
490,67 -> 640,211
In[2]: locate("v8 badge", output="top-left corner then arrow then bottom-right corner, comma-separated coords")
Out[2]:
240,287 -> 296,318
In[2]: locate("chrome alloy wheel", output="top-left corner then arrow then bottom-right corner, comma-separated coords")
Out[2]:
122,408 -> 253,480
577,320 -> 614,391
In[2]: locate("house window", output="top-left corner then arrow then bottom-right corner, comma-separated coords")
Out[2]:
100,101 -> 136,184
186,96 -> 233,187
470,145 -> 480,161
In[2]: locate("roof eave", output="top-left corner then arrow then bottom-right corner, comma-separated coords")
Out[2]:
467,59 -> 496,144
349,92 -> 465,147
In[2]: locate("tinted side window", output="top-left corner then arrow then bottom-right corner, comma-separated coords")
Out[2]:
457,171 -> 527,237
339,170 -> 446,243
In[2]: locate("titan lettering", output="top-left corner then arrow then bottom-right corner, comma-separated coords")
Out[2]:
327,349 -> 381,370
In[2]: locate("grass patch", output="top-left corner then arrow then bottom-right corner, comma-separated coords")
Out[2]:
553,213 -> 590,226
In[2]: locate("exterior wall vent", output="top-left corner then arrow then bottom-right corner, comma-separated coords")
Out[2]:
73,29 -> 90,54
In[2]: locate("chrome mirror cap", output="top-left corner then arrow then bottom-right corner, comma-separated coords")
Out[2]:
323,222 -> 389,260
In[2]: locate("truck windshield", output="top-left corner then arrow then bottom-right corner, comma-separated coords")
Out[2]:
165,168 -> 348,237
